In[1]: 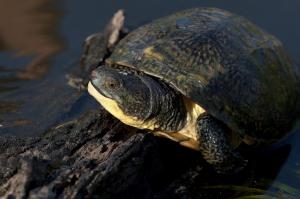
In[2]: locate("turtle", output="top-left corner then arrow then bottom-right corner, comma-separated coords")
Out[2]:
87,7 -> 300,173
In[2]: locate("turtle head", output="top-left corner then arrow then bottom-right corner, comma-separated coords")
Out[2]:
88,65 -> 186,131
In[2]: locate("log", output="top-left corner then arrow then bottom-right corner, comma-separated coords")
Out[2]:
0,107 -> 219,199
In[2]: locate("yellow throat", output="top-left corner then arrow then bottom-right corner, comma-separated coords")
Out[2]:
88,81 -> 158,130
88,81 -> 207,151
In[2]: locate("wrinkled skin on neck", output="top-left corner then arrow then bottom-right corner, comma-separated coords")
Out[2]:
89,65 -> 186,132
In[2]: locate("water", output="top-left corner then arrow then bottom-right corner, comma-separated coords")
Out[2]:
0,0 -> 299,198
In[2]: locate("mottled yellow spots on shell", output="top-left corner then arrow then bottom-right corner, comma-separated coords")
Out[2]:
143,46 -> 164,61
176,74 -> 186,82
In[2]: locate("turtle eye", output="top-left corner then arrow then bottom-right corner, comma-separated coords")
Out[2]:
104,77 -> 121,89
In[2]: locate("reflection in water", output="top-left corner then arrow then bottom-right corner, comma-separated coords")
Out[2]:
0,0 -> 65,130
0,66 -> 21,93
0,101 -> 21,114
0,0 -> 64,79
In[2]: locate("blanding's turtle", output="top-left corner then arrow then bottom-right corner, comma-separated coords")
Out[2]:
88,8 -> 299,173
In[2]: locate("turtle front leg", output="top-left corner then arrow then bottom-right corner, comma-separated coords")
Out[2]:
196,113 -> 247,174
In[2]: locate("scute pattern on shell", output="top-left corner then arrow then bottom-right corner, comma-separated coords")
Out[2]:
108,7 -> 300,144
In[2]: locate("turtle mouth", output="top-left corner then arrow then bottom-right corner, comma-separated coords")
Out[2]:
89,80 -> 113,99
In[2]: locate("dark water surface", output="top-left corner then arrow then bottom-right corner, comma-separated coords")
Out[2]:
0,0 -> 300,198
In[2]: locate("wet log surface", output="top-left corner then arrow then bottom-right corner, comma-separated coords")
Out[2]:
0,10 -> 294,199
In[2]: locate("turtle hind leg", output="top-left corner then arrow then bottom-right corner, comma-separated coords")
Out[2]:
196,113 -> 247,174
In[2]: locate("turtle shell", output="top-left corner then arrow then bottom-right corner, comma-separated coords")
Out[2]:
107,7 -> 299,143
